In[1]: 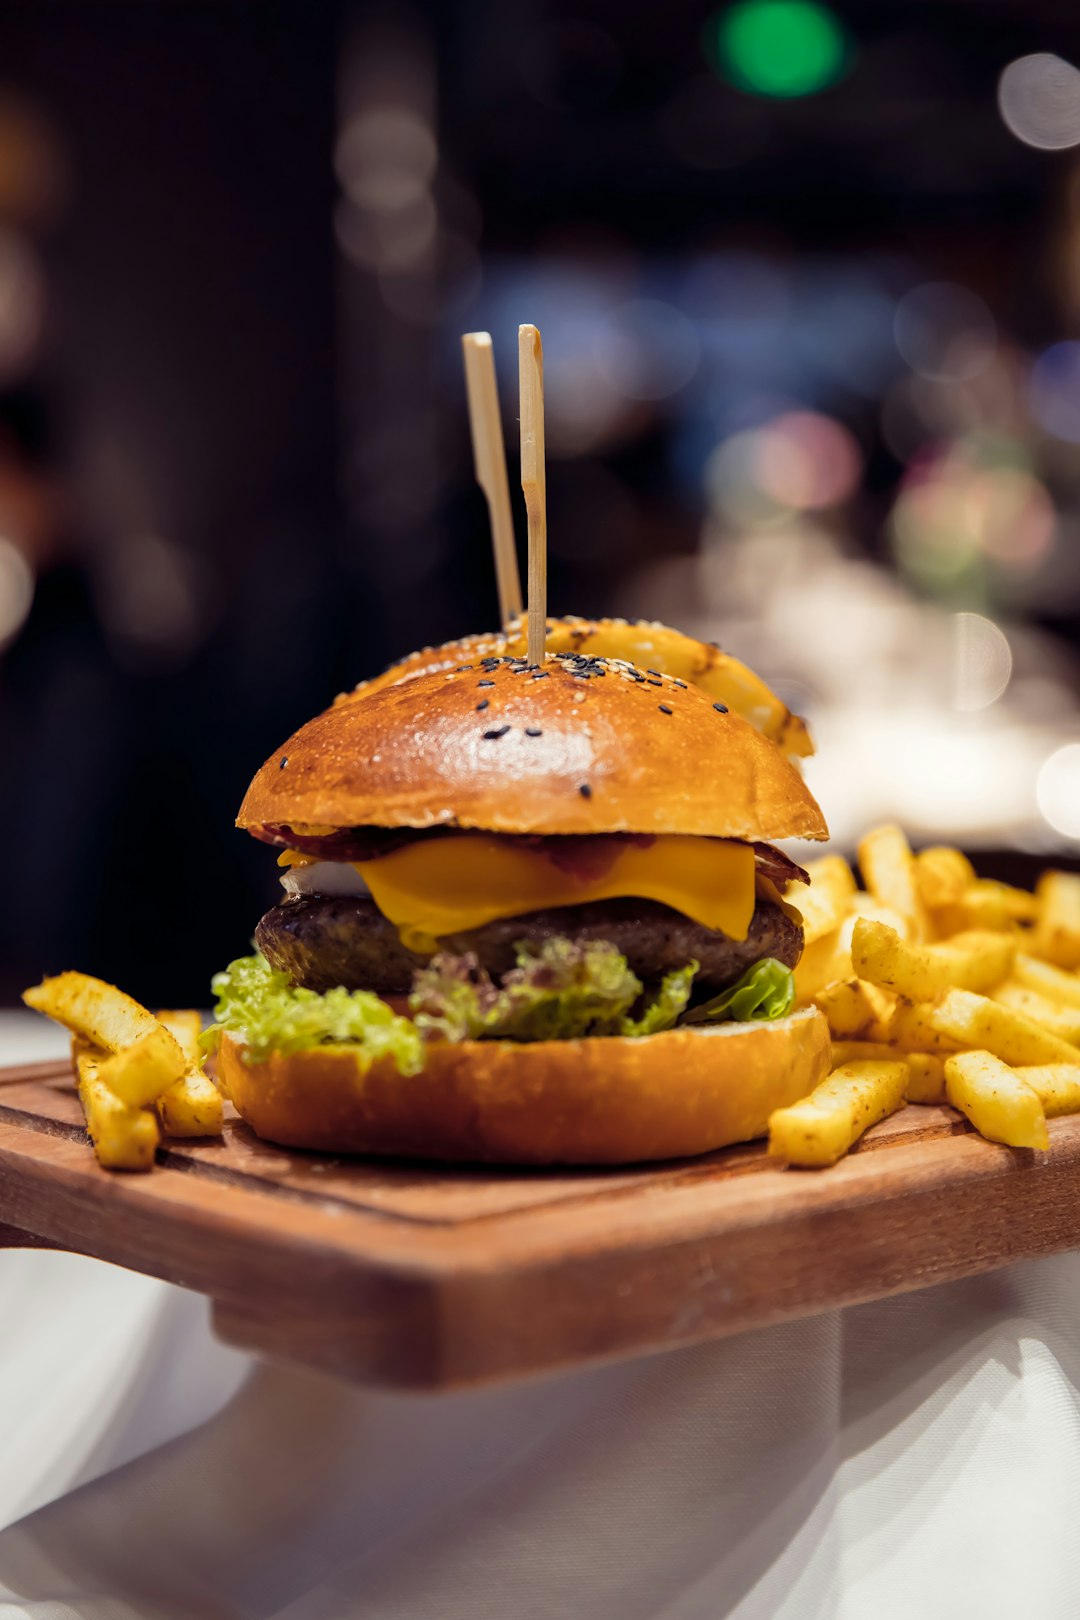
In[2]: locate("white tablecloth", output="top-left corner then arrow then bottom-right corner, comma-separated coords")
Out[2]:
2,1014 -> 1079,1619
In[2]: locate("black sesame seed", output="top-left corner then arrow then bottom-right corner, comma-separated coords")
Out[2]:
477,679 -> 495,688
647,669 -> 661,677
532,670 -> 550,679
713,702 -> 729,713
674,679 -> 687,689
525,726 -> 543,737
457,664 -> 474,671
279,756 -> 288,769
476,699 -> 490,712
482,725 -> 510,740
579,783 -> 592,798
658,703 -> 672,715
647,677 -> 662,687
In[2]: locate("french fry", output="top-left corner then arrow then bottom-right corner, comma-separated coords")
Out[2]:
889,999 -> 965,1054
73,1041 -> 160,1172
769,1060 -> 909,1167
904,1052 -> 948,1104
934,880 -> 1038,937
22,972 -> 186,1066
785,855 -> 856,946
914,845 -> 976,910
95,1024 -> 188,1109
156,1009 -> 202,1064
1013,1064 -> 1080,1117
1012,953 -> 1080,1009
944,1051 -> 1048,1149
156,1069 -> 223,1137
857,824 -> 928,941
851,918 -> 1015,1001
793,929 -> 850,1002
1032,871 -> 1080,969
930,989 -> 1078,1067
829,1040 -> 900,1064
993,983 -> 1080,1044
812,978 -> 895,1042
154,1009 -> 224,1137
841,897 -> 913,942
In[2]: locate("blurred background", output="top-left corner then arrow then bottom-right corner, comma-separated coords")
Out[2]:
3,0 -> 1080,1003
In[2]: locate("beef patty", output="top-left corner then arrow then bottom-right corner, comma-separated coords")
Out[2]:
255,893 -> 803,998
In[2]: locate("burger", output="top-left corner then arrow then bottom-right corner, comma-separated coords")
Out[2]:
209,640 -> 832,1164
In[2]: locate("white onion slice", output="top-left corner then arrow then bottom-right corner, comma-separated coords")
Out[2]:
280,861 -> 370,899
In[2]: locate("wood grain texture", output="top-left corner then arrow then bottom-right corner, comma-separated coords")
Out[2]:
0,1058 -> 1078,1389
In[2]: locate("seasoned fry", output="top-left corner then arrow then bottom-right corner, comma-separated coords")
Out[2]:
889,999 -> 965,1054
934,879 -> 1038,937
1032,871 -> 1080,969
769,1060 -> 909,1167
1013,1064 -> 1080,1117
944,1051 -> 1048,1150
95,1024 -> 188,1109
22,972 -> 186,1066
154,1008 -> 224,1137
851,918 -> 1015,1001
993,983 -> 1080,1044
812,978 -> 894,1041
1012,953 -> 1080,1009
829,1040 -> 900,1064
914,846 -> 975,911
857,824 -> 928,941
904,1052 -> 948,1104
156,1068 -> 223,1137
72,1040 -> 160,1172
156,1009 -> 202,1064
786,855 -> 856,946
930,989 -> 1078,1067
793,929 -> 850,1001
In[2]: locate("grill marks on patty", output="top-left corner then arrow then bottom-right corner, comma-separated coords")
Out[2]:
255,894 -> 803,999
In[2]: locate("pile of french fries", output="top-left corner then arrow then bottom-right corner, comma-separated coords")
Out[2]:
772,824 -> 1080,1166
22,972 -> 223,1171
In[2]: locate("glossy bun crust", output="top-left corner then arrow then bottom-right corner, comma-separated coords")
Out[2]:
238,653 -> 828,843
217,1007 -> 831,1164
346,614 -> 813,759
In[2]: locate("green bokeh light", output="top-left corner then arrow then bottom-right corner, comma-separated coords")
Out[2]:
711,0 -> 850,99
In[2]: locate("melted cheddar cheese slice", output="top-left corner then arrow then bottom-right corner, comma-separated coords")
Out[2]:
352,834 -> 756,954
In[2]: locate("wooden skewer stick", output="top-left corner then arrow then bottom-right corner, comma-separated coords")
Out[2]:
461,332 -> 522,625
518,323 -> 547,667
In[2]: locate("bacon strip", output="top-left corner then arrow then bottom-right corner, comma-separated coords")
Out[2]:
255,823 -> 810,887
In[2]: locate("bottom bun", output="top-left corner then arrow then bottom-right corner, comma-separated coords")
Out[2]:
217,1007 -> 830,1165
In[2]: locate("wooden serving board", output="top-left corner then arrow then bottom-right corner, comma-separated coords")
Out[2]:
2,1056 -> 1080,1390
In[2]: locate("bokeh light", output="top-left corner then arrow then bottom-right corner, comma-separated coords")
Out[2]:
998,53 -> 1080,151
0,536 -> 33,649
1037,743 -> 1080,839
891,445 -> 1055,589
335,108 -> 437,212
598,299 -> 701,402
710,0 -> 849,99
753,411 -> 861,509
1030,342 -> 1080,442
952,612 -> 1012,711
894,283 -> 996,383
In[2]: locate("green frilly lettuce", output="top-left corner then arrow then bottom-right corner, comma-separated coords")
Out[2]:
204,944 -> 796,1063
410,938 -> 698,1043
204,953 -> 424,1069
679,957 -> 796,1027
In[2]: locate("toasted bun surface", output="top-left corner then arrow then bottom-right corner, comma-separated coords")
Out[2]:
217,1007 -> 830,1164
238,654 -> 827,843
347,614 -> 813,758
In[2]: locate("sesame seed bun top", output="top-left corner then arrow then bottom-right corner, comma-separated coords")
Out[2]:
239,651 -> 827,844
